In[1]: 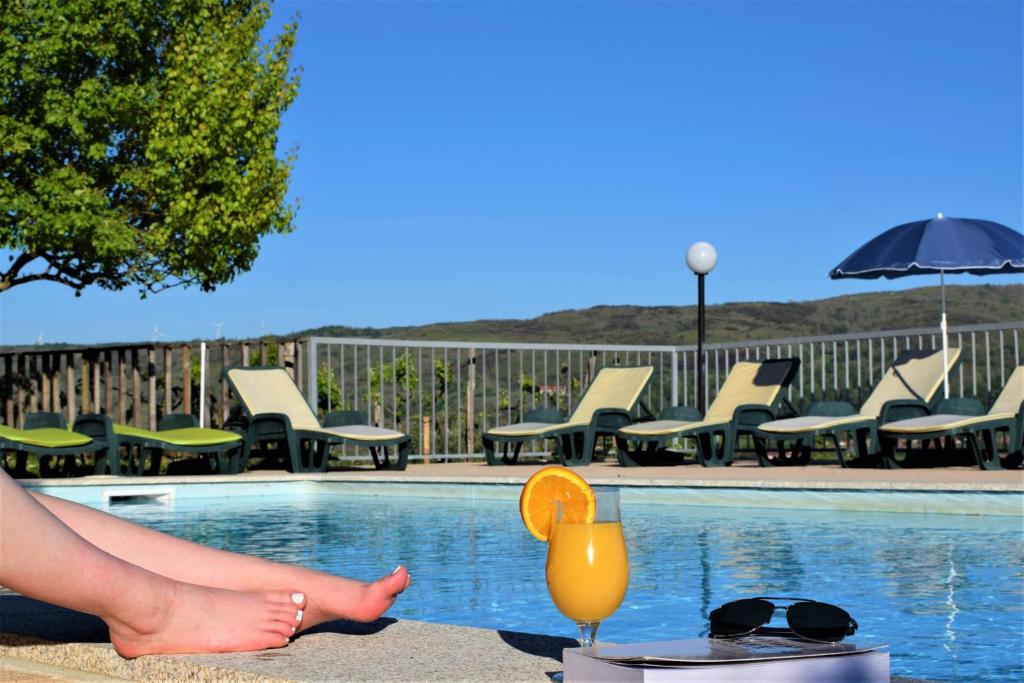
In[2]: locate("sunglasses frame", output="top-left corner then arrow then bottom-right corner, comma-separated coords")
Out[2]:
709,596 -> 859,643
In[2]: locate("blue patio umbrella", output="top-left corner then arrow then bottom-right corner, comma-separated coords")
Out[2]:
829,214 -> 1024,398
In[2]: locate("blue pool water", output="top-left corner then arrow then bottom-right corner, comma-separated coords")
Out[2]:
97,486 -> 1021,682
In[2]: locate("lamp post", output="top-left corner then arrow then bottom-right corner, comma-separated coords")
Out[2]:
686,242 -> 717,416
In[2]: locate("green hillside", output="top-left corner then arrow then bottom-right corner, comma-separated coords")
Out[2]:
296,284 -> 1023,345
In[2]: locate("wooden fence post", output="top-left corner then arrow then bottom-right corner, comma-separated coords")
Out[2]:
148,348 -> 157,429
4,355 -> 13,426
65,352 -> 75,424
118,350 -> 128,424
41,354 -> 50,413
50,353 -> 59,413
103,351 -> 113,417
182,345 -> 191,416
421,414 -> 432,465
132,349 -> 142,426
221,343 -> 229,425
163,347 -> 173,416
80,355 -> 90,414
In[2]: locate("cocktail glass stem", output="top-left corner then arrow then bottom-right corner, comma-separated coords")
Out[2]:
577,621 -> 600,649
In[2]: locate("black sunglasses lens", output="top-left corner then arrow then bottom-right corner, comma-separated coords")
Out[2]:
710,598 -> 775,636
786,601 -> 853,641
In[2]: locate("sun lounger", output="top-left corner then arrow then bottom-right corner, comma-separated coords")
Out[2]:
878,365 -> 1023,470
0,412 -> 116,477
756,347 -> 962,468
224,366 -> 411,472
482,366 -> 655,466
614,359 -> 799,467
71,413 -> 245,475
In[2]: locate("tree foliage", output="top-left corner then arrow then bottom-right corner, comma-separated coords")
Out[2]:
0,0 -> 299,295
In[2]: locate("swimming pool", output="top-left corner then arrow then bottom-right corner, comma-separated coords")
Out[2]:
55,483 -> 1024,682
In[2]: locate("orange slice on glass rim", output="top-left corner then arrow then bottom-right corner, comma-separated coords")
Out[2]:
519,466 -> 596,542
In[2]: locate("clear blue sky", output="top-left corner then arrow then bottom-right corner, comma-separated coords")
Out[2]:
2,0 -> 1021,345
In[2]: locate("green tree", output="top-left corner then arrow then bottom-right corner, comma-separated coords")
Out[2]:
0,0 -> 299,295
317,362 -> 341,415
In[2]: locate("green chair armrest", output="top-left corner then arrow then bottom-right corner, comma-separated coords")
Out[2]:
24,412 -> 67,430
73,413 -> 115,444
592,408 -> 634,432
658,405 -> 702,422
522,408 -> 565,424
931,397 -> 986,416
806,400 -> 857,417
733,404 -> 777,430
244,413 -> 296,440
158,413 -> 199,430
324,410 -> 369,428
878,399 -> 931,425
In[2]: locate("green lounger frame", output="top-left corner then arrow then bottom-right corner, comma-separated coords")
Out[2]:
482,367 -> 656,467
878,366 -> 1024,470
74,413 -> 246,475
224,366 -> 411,473
0,412 -> 116,477
614,359 -> 800,467
756,348 -> 962,468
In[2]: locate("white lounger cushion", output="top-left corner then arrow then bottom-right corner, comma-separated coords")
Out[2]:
879,413 -> 1017,434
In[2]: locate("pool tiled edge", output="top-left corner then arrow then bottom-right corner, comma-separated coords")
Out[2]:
22,467 -> 1024,516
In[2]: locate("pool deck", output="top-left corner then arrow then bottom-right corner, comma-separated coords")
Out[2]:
3,460 -> 1017,681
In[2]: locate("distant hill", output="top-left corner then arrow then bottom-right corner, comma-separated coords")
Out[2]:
296,284 -> 1023,346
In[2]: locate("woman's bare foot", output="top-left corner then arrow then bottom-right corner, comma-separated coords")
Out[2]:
299,565 -> 411,631
106,581 -> 307,658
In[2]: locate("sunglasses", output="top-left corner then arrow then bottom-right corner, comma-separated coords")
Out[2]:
709,597 -> 858,643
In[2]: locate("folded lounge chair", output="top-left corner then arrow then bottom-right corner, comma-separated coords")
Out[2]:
224,366 -> 411,472
756,347 -> 962,468
878,365 -> 1024,470
614,358 -> 800,467
73,413 -> 245,475
482,366 -> 655,466
0,412 -> 115,477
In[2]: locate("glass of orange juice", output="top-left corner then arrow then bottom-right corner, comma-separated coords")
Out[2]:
545,487 -> 628,649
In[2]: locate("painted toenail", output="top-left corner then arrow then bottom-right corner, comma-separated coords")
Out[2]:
296,609 -> 304,621
291,626 -> 296,634
392,565 -> 402,575
291,592 -> 305,605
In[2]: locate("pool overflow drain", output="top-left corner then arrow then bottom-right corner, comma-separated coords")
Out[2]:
102,486 -> 175,505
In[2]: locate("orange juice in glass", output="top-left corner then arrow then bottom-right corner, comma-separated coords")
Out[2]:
546,488 -> 628,648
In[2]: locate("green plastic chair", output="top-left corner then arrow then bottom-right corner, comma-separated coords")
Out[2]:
615,359 -> 799,467
482,366 -> 655,467
756,347 -> 963,468
878,366 -> 1024,470
224,366 -> 411,473
0,413 -> 115,477
91,414 -> 245,475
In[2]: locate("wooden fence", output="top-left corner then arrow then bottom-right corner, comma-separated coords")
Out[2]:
0,339 -> 304,430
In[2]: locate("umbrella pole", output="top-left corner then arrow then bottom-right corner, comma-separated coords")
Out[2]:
941,271 -> 950,399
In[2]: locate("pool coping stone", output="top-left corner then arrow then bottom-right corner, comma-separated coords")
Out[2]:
0,596 -> 933,682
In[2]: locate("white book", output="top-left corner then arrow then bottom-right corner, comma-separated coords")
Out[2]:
563,637 -> 889,682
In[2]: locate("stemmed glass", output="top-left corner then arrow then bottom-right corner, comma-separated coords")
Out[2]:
545,488 -> 629,649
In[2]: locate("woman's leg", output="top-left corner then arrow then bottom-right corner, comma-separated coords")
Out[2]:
0,470 -> 304,657
28,488 -> 410,629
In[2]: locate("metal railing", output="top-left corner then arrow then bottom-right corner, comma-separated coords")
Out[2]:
307,321 -> 1022,459
0,321 -> 1019,461
305,339 -> 679,460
